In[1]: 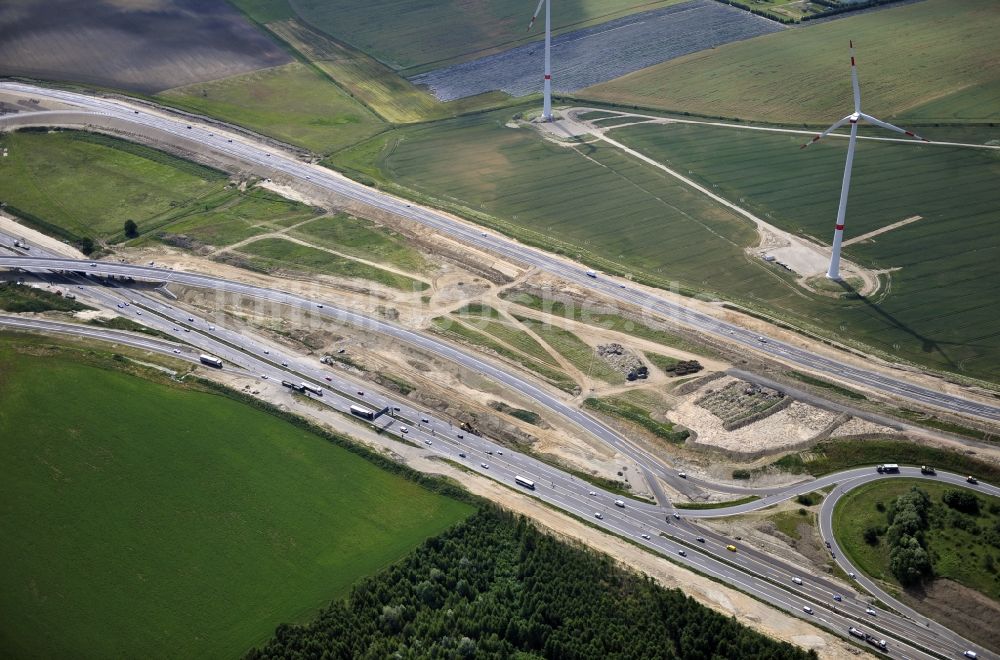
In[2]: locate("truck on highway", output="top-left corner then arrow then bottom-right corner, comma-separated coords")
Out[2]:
301,382 -> 323,396
282,380 -> 305,392
199,354 -> 223,368
614,500 -> 625,508
514,476 -> 535,490
350,404 -> 375,420
876,464 -> 899,473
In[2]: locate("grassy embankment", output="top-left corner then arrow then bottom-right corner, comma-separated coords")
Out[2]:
0,282 -> 91,313
771,439 -> 1000,484
580,0 -> 1000,124
235,237 -> 430,291
833,479 -> 1000,602
0,338 -> 473,658
609,122 -> 1000,383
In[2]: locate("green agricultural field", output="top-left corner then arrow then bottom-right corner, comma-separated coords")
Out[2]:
236,237 -> 430,291
0,342 -> 472,658
610,121 -> 1000,382
833,479 -> 1000,603
332,109 -> 782,305
238,0 -> 685,72
291,213 -> 429,273
159,62 -> 385,154
150,187 -> 320,247
580,0 -> 1000,124
0,130 -> 226,244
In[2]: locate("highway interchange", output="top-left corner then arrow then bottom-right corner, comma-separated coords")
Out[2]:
1,81 -> 998,424
2,241 -> 997,659
1,82 -> 998,657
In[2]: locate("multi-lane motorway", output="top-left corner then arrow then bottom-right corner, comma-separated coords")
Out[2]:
1,81 -> 999,425
2,83 -> 999,657
2,247 -> 996,658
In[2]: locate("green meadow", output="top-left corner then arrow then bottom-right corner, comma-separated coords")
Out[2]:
0,342 -> 472,658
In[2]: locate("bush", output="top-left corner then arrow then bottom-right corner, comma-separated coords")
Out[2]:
732,469 -> 751,480
863,526 -> 882,546
943,489 -> 980,515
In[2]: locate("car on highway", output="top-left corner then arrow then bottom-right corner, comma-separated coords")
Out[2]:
421,417 -> 430,423
833,594 -> 842,602
792,577 -> 803,585
964,651 -> 979,659
263,349 -> 269,354
672,513 -> 681,520
116,303 -> 123,308
400,426 -> 408,434
678,550 -> 686,557
696,537 -> 705,543
90,262 -> 96,267
357,391 -> 364,396
594,512 -> 603,519
486,450 -> 493,455
281,361 -> 288,367
802,606 -> 813,615
173,349 -> 180,354
317,304 -> 323,308
589,491 -> 597,496
456,433 -> 464,439
678,472 -> 686,478
866,607 -> 876,616
496,450 -> 503,455
757,336 -> 767,343
641,534 -> 650,540
968,476 -> 978,484
848,571 -> 856,579
726,545 -> 737,552
136,311 -> 142,315
481,463 -> 489,469
187,317 -> 194,322
424,439 -> 432,446
260,374 -> 267,379
458,453 -> 466,458
324,377 -> 332,381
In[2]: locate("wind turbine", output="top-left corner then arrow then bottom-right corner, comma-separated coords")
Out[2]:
802,41 -> 929,280
527,0 -> 553,121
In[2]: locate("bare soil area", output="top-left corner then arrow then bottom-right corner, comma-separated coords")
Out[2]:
901,579 -> 1000,653
0,0 -> 289,93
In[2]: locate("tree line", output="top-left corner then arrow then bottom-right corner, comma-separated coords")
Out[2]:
248,507 -> 816,660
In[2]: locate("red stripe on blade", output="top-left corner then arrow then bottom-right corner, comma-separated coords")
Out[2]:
544,74 -> 551,80
835,224 -> 845,231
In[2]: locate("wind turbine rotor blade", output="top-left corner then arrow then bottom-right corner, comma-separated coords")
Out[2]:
860,113 -> 931,142
849,40 -> 861,114
801,115 -> 853,149
527,0 -> 545,31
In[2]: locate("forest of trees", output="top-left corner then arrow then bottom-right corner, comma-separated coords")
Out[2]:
249,507 -> 817,660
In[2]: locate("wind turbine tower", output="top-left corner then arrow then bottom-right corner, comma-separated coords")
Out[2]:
802,41 -> 929,280
528,0 -> 553,121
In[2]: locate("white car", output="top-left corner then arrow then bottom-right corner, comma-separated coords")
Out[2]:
802,606 -> 813,615
424,439 -> 432,446
757,336 -> 767,343
866,607 -> 876,616
263,349 -> 270,354
792,577 -> 803,585
481,463 -> 489,469
848,572 -> 856,579
641,534 -> 650,540
964,651 -> 979,659
672,513 -> 681,520
678,550 -> 686,557
400,426 -> 408,434
594,512 -> 603,519
589,491 -> 597,496
260,374 -> 268,379
678,472 -> 686,478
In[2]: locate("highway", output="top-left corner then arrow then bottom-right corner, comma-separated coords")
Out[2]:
2,251 -> 995,658
1,85 -> 998,657
1,81 -> 998,425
